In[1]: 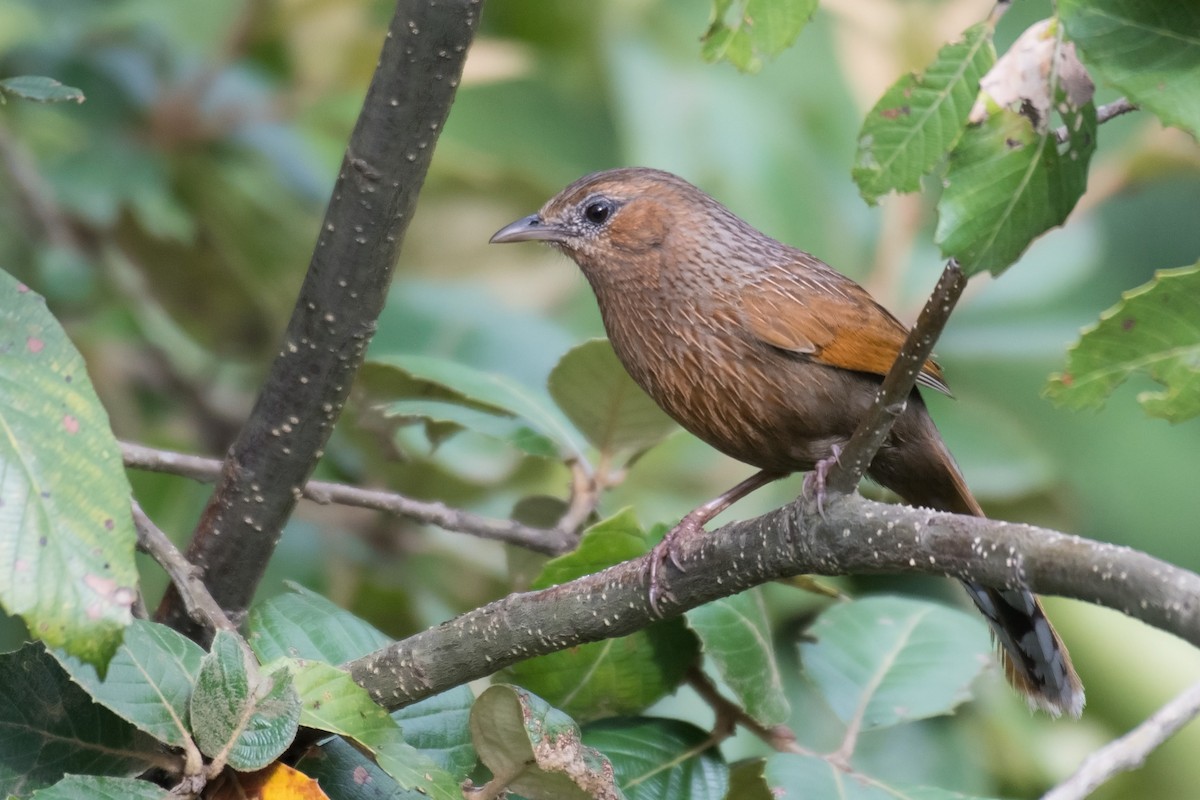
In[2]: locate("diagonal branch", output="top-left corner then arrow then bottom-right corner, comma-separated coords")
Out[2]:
156,0 -> 484,637
347,492 -> 1200,711
132,501 -> 236,635
826,260 -> 968,496
1043,680 -> 1200,800
686,668 -> 807,755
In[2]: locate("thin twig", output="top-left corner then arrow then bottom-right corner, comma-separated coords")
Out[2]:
132,500 -> 237,634
1096,97 -> 1138,126
826,261 -> 968,496
121,441 -> 575,555
135,498 -> 263,783
1043,681 -> 1200,800
686,668 -> 810,755
552,458 -> 603,539
1056,97 -> 1137,144
991,0 -> 1013,25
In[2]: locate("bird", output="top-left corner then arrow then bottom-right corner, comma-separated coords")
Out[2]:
490,167 -> 1083,717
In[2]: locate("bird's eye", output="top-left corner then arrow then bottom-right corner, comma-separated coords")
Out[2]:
583,199 -> 613,225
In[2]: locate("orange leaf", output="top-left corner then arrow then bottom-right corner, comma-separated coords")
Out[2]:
212,762 -> 330,800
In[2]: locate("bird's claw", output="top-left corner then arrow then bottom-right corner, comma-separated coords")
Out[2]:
647,546 -> 676,617
646,514 -> 704,618
804,444 -> 844,517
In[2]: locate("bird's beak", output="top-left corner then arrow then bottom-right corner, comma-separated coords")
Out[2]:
489,214 -> 567,244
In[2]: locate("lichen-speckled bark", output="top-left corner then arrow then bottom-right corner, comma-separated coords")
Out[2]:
347,493 -> 1200,711
157,0 -> 483,637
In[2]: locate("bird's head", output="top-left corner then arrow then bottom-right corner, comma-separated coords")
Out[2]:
490,167 -> 719,275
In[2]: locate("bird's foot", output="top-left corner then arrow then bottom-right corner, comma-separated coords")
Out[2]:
645,470 -> 782,617
647,512 -> 707,618
803,444 -> 844,516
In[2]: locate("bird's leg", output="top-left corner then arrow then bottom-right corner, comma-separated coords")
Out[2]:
647,469 -> 783,616
802,443 -> 844,516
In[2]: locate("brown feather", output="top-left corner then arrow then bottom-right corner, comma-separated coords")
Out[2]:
492,166 -> 1084,717
740,275 -> 950,394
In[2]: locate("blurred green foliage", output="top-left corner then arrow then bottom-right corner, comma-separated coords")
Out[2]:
1,0 -> 1199,797
1045,264 -> 1200,423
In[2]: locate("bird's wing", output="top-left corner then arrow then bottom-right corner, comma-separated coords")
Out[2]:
739,268 -> 950,395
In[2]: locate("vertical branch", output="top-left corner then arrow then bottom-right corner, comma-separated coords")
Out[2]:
156,0 -> 484,636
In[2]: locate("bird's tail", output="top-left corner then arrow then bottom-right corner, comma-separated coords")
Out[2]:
958,580 -> 1083,717
871,412 -> 1085,717
942,458 -> 1084,717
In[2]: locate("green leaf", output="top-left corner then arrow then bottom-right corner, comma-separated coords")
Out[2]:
584,717 -> 728,800
52,619 -> 204,747
686,589 -> 789,727
529,508 -> 648,590
1060,0 -> 1200,138
0,271 -> 137,667
0,644 -> 158,797
1045,263 -> 1200,422
507,496 -> 565,586
29,775 -> 168,800
246,585 -> 476,776
505,620 -> 698,723
471,685 -> 625,800
43,144 -> 178,232
382,398 -> 560,459
297,737 -> 414,799
369,281 -> 580,392
505,511 -> 699,721
936,22 -> 1097,276
854,22 -> 997,204
765,753 -> 1003,799
702,0 -> 817,74
368,353 -> 585,459
288,659 -> 462,799
374,744 -> 462,800
34,246 -> 96,305
291,659 -> 398,742
798,596 -> 991,732
247,582 -> 391,664
936,104 -> 1095,276
391,684 -> 477,778
726,759 -> 773,800
0,75 -> 84,103
547,339 -> 677,463
189,630 -> 301,772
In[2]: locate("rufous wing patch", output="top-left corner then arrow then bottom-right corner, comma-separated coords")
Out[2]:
739,278 -> 949,394
739,282 -> 827,354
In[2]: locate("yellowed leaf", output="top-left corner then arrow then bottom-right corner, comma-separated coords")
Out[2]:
212,762 -> 330,800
